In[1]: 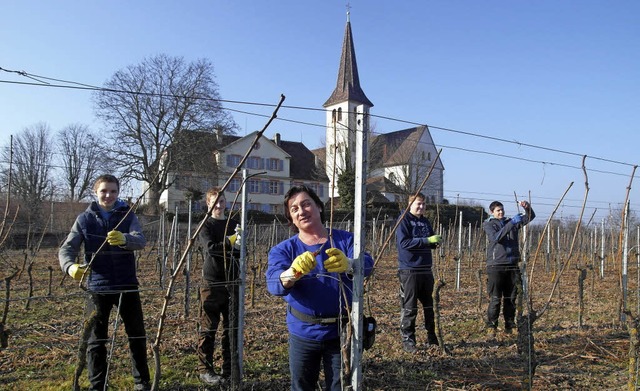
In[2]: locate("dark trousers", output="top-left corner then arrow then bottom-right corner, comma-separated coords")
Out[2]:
289,333 -> 342,391
86,290 -> 150,390
398,269 -> 435,344
198,286 -> 238,376
486,266 -> 521,329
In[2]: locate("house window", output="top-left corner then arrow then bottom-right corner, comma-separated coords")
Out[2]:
248,179 -> 261,193
228,178 -> 240,193
268,180 -> 280,195
428,152 -> 431,161
317,184 -> 324,197
247,156 -> 263,169
267,158 -> 282,171
227,154 -> 241,167
338,107 -> 343,121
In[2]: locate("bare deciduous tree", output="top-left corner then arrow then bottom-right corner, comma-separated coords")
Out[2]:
93,54 -> 238,214
56,123 -> 109,201
1,122 -> 54,207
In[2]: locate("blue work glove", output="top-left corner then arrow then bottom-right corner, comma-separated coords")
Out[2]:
107,230 -> 126,246
68,264 -> 89,281
511,214 -> 523,224
291,251 -> 317,277
324,248 -> 353,273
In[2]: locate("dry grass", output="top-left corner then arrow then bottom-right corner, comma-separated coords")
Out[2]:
0,245 -> 631,390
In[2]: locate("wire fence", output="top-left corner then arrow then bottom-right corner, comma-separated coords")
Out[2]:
0,214 -> 636,389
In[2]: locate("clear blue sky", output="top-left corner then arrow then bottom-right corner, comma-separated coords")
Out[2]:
1,1 -> 639,223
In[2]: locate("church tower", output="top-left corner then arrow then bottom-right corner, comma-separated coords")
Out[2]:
323,12 -> 373,198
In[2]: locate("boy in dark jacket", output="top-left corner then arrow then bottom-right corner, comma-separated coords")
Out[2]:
483,200 -> 535,337
59,174 -> 150,391
396,193 -> 442,353
197,187 -> 241,386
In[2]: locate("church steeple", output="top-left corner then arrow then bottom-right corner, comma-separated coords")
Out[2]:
323,13 -> 373,108
324,12 -> 372,198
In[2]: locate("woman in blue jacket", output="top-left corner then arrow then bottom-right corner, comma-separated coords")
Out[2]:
59,174 -> 150,391
266,185 -> 373,391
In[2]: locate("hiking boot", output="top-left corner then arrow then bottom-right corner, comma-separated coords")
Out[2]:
427,333 -> 439,345
402,341 -> 418,353
200,372 -> 223,386
133,382 -> 151,391
504,327 -> 514,335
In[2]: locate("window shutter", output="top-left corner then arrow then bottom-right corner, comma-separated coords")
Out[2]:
279,181 -> 284,195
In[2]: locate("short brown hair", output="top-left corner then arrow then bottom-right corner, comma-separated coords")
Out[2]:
206,187 -> 225,203
489,201 -> 504,212
93,174 -> 119,191
408,192 -> 426,206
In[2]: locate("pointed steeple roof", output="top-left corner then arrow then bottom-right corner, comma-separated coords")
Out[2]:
323,14 -> 373,108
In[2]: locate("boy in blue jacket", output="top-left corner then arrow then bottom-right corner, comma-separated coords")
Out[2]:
396,192 -> 442,353
59,174 -> 150,391
483,200 -> 535,338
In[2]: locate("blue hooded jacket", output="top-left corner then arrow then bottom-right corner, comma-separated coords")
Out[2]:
396,212 -> 437,270
483,208 -> 535,268
59,200 -> 146,291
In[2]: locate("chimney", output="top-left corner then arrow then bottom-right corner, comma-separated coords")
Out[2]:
273,133 -> 281,146
215,127 -> 223,142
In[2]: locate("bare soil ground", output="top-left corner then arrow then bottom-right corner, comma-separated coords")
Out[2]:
0,245 -> 631,390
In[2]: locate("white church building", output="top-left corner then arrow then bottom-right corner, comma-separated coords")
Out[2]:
153,12 -> 444,212
314,12 -> 444,204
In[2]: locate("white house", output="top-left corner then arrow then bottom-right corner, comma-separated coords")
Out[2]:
153,12 -> 444,212
158,130 -> 329,213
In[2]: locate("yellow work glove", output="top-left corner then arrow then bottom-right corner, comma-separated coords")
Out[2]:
68,263 -> 88,281
291,251 -> 317,277
427,235 -> 442,244
226,225 -> 242,249
324,248 -> 353,273
227,234 -> 237,247
107,230 -> 126,246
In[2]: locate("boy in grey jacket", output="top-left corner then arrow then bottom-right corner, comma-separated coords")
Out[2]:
483,200 -> 535,337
